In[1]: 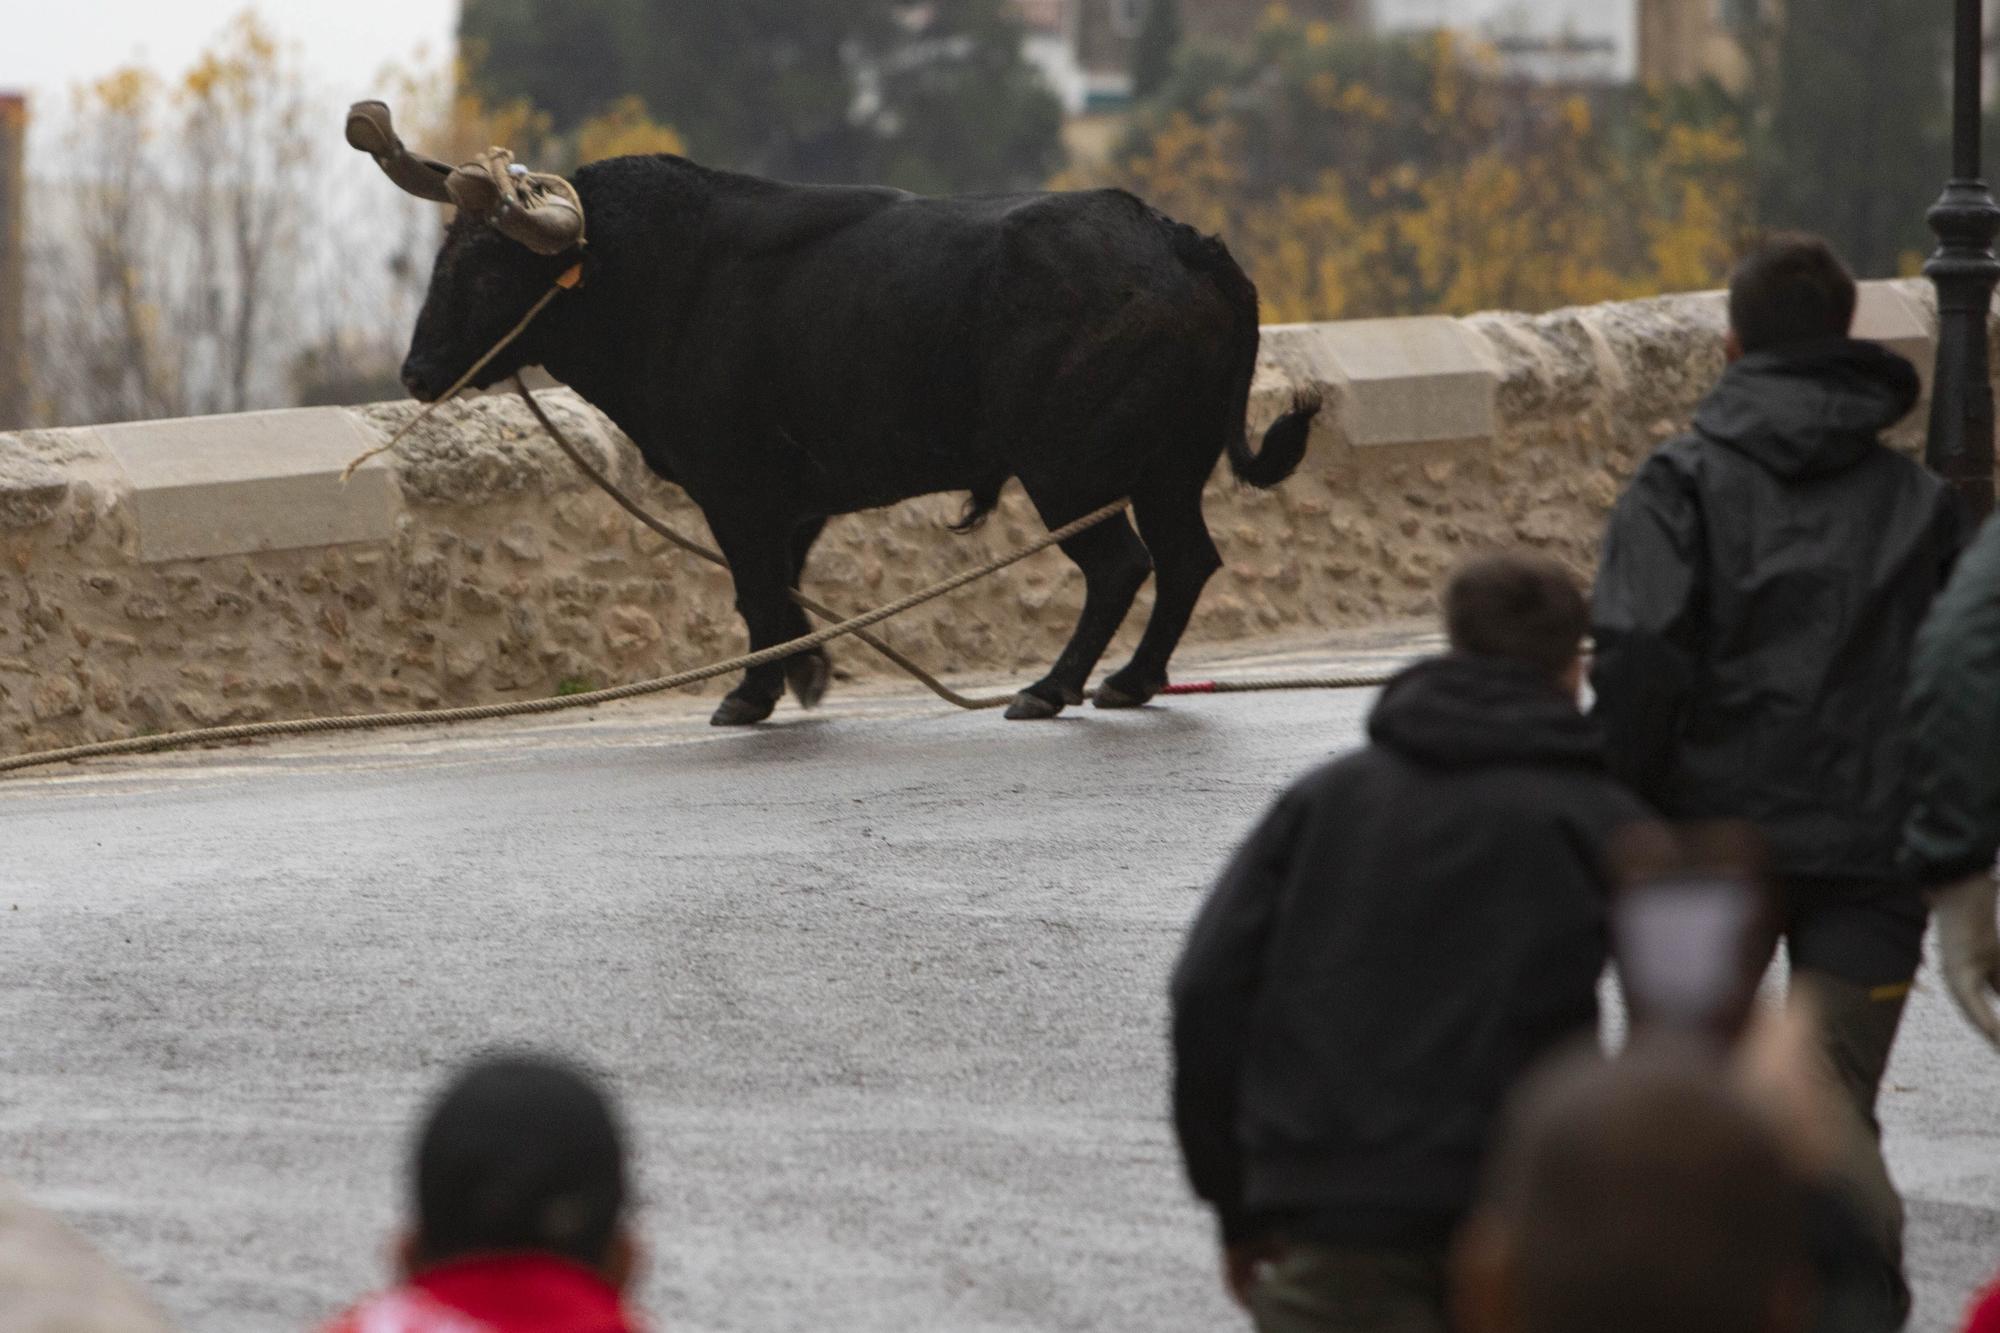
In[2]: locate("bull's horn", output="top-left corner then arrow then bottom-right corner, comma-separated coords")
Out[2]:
346,100 -> 451,204
446,148 -> 586,256
1935,871 -> 2000,1049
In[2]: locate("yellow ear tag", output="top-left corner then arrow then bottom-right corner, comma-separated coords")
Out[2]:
556,263 -> 585,290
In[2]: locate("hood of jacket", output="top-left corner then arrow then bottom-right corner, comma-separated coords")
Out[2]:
1368,654 -> 1602,770
1692,338 -> 1919,481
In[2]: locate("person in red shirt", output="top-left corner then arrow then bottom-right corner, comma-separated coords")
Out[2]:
1966,1282 -> 2000,1333
320,1051 -> 645,1333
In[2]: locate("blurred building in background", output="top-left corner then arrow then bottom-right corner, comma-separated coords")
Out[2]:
1638,0 -> 1760,91
1015,0 -> 1368,113
1372,1 -> 1631,82
0,93 -> 23,431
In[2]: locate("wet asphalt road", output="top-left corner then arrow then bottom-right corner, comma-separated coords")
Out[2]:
1,639 -> 1995,1332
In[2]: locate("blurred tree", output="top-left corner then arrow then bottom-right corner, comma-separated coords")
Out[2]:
1753,0 -> 1948,277
30,14 -> 323,424
1080,18 -> 1752,321
1132,0 -> 1183,99
459,0 -> 1064,191
575,96 -> 686,164
179,11 -> 315,413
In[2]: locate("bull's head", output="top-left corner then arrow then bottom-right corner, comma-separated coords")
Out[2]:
346,101 -> 586,401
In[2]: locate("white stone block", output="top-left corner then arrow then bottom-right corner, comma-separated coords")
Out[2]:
1266,316 -> 1500,448
1853,281 -> 1935,397
94,409 -> 401,564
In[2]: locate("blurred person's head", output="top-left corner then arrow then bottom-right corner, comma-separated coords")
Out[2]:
1445,554 -> 1589,696
399,1051 -> 636,1288
1727,233 -> 1858,360
1453,1046 -> 1810,1333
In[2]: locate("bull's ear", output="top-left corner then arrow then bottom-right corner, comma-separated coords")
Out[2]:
346,100 -> 452,204
446,148 -> 586,256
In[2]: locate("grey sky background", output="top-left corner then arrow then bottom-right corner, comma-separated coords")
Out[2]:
0,1 -> 458,110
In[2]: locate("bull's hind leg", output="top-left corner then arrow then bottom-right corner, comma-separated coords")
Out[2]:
785,516 -> 832,708
1005,501 -> 1153,721
1095,486 -> 1222,709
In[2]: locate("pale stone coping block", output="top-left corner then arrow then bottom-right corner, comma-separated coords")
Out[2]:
1853,280 -> 1936,399
0,1179 -> 176,1332
1265,316 -> 1500,448
94,408 -> 401,564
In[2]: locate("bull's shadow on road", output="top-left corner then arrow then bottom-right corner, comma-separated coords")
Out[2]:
679,699 -> 1224,770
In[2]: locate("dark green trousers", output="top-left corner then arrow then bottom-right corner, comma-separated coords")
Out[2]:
1248,1243 -> 1450,1333
1774,877 -> 1923,1333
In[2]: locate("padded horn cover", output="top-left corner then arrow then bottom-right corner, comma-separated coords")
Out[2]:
345,100 -> 452,203
446,147 -> 586,256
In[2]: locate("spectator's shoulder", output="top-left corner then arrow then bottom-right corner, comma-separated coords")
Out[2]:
1610,432 -> 1705,510
1965,1278 -> 2000,1333
1589,774 -> 1659,833
318,1290 -> 493,1333
1652,429 -> 1707,467
1277,747 -> 1387,806
1874,435 -> 1951,487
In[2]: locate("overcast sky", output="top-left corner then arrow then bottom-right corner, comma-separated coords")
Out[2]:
0,1 -> 458,109
3,1 -> 1633,114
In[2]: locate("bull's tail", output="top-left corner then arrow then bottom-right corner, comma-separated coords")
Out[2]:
1231,389 -> 1322,488
1169,222 -> 1321,489
949,477 -> 1005,533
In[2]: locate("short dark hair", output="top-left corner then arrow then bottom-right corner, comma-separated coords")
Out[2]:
1472,1047 -> 1807,1333
1444,554 -> 1587,679
412,1052 -> 627,1269
1728,233 -> 1857,353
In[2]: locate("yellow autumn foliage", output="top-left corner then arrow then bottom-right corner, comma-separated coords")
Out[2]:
1083,24 -> 1753,322
576,96 -> 686,164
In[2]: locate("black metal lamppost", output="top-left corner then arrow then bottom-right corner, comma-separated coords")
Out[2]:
1927,0 -> 2000,521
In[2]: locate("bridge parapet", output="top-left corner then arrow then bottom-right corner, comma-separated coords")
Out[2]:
0,279 -> 1975,752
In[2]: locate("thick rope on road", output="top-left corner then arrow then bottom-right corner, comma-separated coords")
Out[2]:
513,380 -> 1014,711
1162,674 -> 1399,695
512,381 -> 1400,710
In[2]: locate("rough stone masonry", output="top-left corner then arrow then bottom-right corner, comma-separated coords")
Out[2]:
0,280 -> 1964,754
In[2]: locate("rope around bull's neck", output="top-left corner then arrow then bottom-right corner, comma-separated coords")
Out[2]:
339,270 -> 577,483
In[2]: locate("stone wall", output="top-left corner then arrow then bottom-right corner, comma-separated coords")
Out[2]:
0,279 -> 1960,753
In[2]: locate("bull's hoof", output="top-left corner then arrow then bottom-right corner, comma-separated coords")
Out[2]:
711,694 -> 776,727
1004,690 -> 1065,721
787,649 -> 832,709
1093,672 -> 1162,709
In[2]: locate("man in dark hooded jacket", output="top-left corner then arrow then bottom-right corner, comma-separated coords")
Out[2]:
1901,511 -> 2000,1048
1172,554 -> 1650,1333
1591,233 -> 1962,1323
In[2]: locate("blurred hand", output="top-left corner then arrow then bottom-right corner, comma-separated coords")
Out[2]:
1932,873 -> 2000,1050
1733,995 -> 1848,1178
1223,1235 -> 1287,1308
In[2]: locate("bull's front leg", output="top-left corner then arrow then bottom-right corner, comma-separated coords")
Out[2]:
709,530 -> 815,727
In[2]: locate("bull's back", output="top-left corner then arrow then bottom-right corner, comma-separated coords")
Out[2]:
689,179 -> 1240,506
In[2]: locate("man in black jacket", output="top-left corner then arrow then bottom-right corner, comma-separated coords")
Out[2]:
1591,234 -> 1961,1319
1172,554 -> 1650,1333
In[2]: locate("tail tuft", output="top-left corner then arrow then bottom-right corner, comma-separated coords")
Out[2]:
949,480 -> 1004,533
1228,388 -> 1322,489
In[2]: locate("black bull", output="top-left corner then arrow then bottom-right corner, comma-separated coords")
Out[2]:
398,154 -> 1321,724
